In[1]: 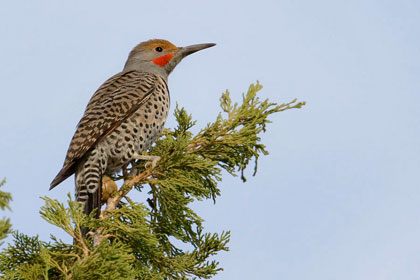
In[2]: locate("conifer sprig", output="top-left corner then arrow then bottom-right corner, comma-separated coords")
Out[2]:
0,179 -> 12,245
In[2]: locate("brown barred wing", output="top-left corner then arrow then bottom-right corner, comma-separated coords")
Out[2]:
50,71 -> 158,189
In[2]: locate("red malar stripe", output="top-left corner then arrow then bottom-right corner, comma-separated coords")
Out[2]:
152,53 -> 174,67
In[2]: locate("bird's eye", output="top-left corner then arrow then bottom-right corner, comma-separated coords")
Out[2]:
155,47 -> 163,52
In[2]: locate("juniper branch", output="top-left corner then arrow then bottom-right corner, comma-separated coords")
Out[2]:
0,82 -> 305,280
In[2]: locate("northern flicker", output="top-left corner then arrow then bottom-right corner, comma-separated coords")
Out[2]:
50,39 -> 215,217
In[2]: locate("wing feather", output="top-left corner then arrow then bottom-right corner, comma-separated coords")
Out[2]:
50,71 -> 158,189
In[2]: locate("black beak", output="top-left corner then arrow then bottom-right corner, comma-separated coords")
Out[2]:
164,43 -> 216,74
178,43 -> 216,58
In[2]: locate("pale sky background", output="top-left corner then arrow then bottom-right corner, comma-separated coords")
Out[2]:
1,1 -> 419,279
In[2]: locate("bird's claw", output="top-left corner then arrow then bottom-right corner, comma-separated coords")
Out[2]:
132,154 -> 161,169
145,156 -> 160,169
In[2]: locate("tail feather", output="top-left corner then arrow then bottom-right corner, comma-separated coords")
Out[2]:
83,178 -> 102,218
50,164 -> 75,190
81,177 -> 102,238
75,152 -> 105,238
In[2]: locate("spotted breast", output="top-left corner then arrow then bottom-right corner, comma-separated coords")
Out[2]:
73,72 -> 169,214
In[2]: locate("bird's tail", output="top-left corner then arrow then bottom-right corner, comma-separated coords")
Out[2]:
82,177 -> 102,218
75,151 -> 105,238
80,177 -> 102,238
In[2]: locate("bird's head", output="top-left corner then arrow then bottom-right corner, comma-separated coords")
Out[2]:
123,39 -> 215,79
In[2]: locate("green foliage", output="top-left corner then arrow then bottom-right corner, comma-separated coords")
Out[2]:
0,178 -> 12,245
0,83 -> 305,279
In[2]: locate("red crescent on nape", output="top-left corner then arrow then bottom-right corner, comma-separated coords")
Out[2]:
152,53 -> 174,67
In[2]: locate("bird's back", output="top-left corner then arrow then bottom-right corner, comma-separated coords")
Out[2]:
50,71 -> 165,189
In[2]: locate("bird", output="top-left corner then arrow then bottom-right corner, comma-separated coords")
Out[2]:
50,39 -> 215,218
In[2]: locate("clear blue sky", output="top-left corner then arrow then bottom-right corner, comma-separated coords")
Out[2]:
1,1 -> 419,279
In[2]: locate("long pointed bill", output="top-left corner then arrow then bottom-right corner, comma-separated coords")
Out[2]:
178,43 -> 216,58
164,43 -> 216,74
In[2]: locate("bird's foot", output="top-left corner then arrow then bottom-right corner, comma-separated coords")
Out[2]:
132,154 -> 161,169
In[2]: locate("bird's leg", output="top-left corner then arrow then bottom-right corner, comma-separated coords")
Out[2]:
132,153 -> 161,169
